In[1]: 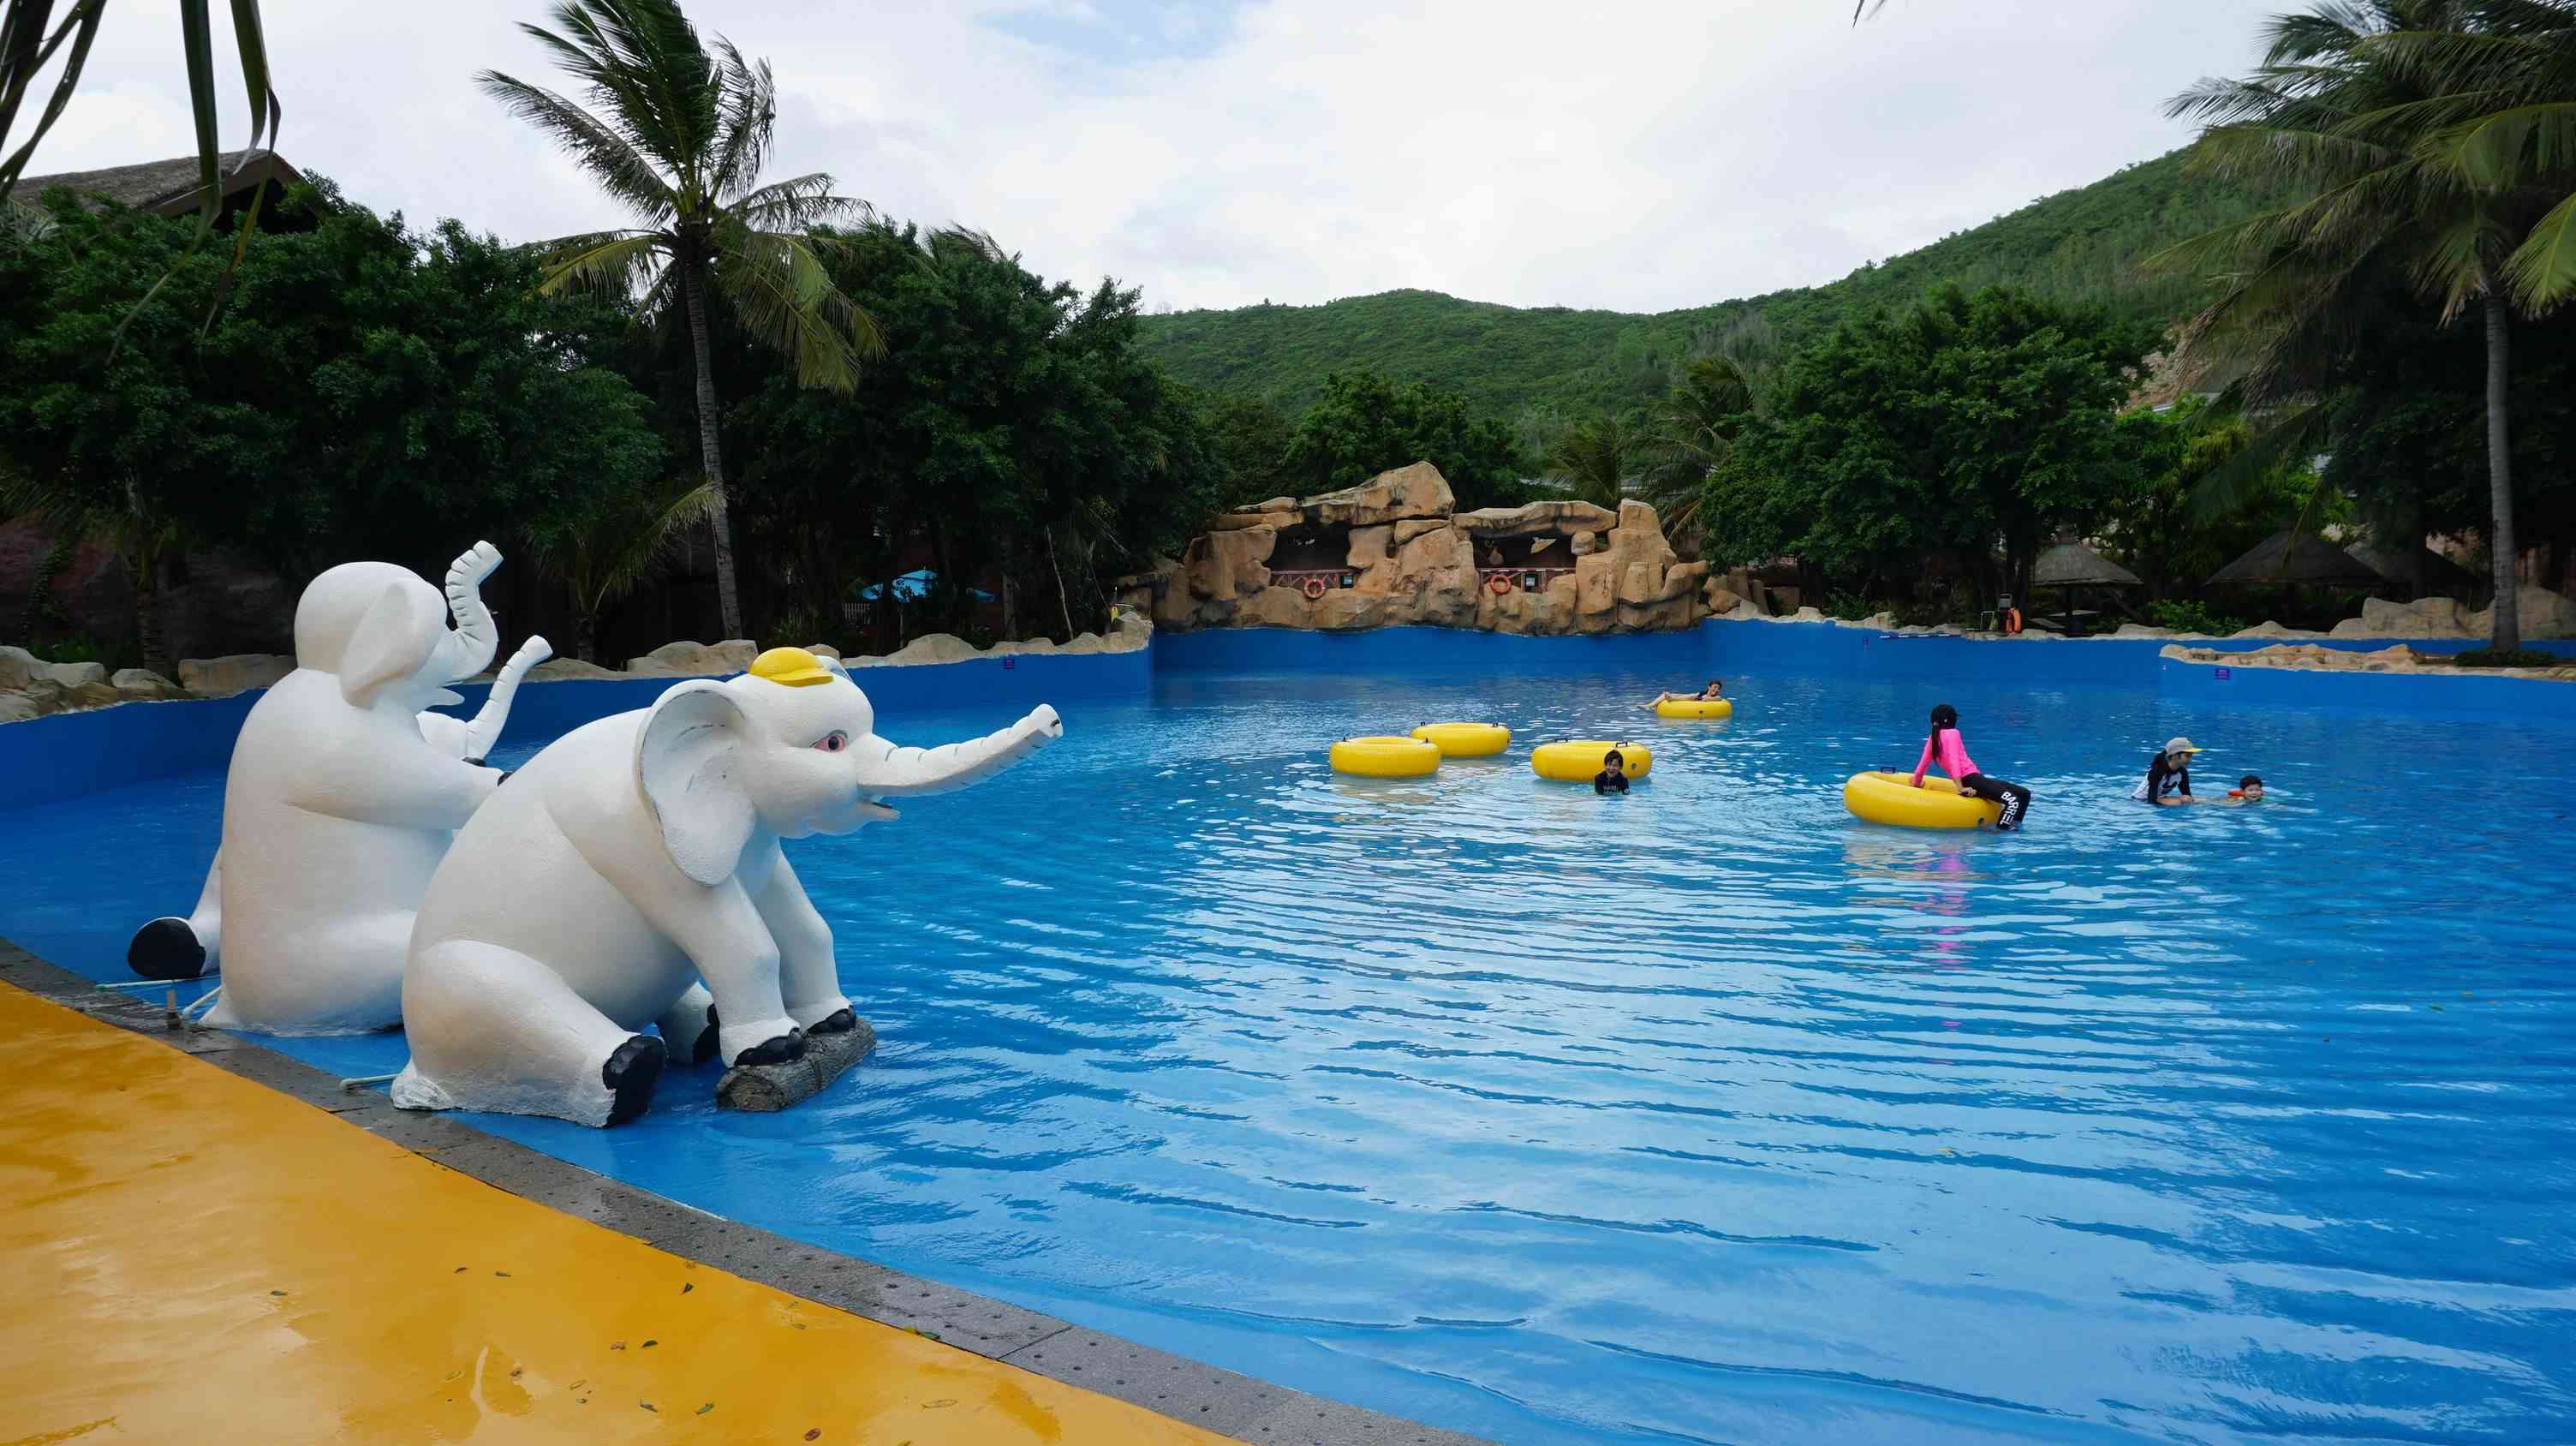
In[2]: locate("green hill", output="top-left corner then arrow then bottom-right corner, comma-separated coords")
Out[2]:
1140,147 -> 2271,417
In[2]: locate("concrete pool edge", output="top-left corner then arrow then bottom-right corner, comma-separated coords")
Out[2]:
0,937 -> 1494,1446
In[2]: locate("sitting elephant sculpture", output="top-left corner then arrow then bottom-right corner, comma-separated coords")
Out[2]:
132,543 -> 547,1034
391,648 -> 1063,1126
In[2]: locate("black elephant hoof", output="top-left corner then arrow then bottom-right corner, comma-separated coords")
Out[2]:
808,1007 -> 858,1035
128,918 -> 207,981
694,1004 -> 722,1067
602,1034 -> 666,1126
732,1028 -> 806,1067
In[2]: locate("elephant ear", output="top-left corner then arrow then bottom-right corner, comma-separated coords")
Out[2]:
340,580 -> 447,708
635,682 -> 756,887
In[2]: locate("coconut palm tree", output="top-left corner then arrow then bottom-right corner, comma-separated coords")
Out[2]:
2157,1 -> 2561,649
482,0 -> 882,639
2,1 -> 280,211
1640,350 -> 1768,549
2375,1 -> 2576,310
1545,413 -> 1648,511
521,475 -> 716,663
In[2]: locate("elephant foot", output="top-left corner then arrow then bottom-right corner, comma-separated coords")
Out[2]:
731,1027 -> 806,1067
602,1034 -> 666,1127
128,917 -> 207,980
808,1007 -> 858,1035
695,1005 -> 722,1067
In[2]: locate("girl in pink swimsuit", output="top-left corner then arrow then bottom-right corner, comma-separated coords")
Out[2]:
1911,702 -> 2030,831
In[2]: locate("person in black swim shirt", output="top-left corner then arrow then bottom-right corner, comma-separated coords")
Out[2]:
1595,749 -> 1631,795
2132,736 -> 2203,804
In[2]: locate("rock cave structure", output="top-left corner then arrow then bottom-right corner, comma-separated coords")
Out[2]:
1148,463 -> 1711,635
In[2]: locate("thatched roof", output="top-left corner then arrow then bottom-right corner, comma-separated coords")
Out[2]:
2208,530 -> 2385,588
2346,540 -> 2477,589
12,150 -> 302,217
2030,541 -> 2141,588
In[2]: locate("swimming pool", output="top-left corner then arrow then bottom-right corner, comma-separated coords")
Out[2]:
5,652 -> 2573,1444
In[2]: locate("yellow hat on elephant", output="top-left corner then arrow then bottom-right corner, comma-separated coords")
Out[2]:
749,647 -> 836,688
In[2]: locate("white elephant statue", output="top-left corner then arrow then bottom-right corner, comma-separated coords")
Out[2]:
391,648 -> 1061,1126
127,543 -> 550,1035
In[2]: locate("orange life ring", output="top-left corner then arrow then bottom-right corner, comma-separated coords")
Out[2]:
1487,572 -> 1512,595
1303,576 -> 1328,601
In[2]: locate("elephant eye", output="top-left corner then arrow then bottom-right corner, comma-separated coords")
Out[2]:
815,731 -> 850,753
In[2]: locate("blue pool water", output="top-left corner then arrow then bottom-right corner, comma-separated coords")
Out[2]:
4,659 -> 2574,1444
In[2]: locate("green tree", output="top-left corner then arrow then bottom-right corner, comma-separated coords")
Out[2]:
482,0 -> 882,639
2100,401 -> 2319,601
520,476 -> 714,662
1196,388 -> 1299,504
2159,1 -> 2566,648
1282,369 -> 1530,510
1642,353 -> 1766,547
0,180 -> 668,614
1543,412 -> 1649,509
1702,284 -> 2154,606
726,223 -> 1217,647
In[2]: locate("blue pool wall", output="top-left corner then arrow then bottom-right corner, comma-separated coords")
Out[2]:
7,621 -> 2571,808
0,645 -> 1148,810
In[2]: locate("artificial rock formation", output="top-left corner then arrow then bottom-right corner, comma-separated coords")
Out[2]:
1157,463 -> 1709,636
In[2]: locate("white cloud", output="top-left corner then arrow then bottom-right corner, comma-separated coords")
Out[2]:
21,0 -> 2269,314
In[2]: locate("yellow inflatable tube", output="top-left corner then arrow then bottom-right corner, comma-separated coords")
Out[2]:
1532,741 -> 1651,782
1331,735 -> 1441,778
1654,697 -> 1733,720
1843,770 -> 2001,829
1410,721 -> 1511,757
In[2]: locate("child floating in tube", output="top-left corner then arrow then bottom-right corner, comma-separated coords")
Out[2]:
1911,702 -> 2030,831
1650,679 -> 1725,707
1594,749 -> 1631,796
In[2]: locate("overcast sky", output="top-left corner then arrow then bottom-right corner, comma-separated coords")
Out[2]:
29,0 -> 2271,315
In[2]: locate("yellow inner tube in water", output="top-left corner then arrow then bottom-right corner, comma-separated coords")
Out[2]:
1654,697 -> 1734,720
1532,740 -> 1651,782
1331,735 -> 1441,778
1410,721 -> 1511,757
1842,770 -> 2001,829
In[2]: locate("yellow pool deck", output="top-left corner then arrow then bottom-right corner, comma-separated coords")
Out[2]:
0,986 -> 1238,1446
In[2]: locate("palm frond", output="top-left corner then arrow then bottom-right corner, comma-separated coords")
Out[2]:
707,38 -> 773,202
2427,99 -> 2576,185
478,70 -> 677,224
726,171 -> 872,233
532,229 -> 665,300
2503,186 -> 2576,309
712,228 -> 884,391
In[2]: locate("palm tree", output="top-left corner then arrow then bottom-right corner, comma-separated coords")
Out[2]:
2157,1 -> 2561,649
481,0 -> 882,639
1641,352 -> 1766,548
2375,1 -> 2576,310
522,476 -> 716,663
1544,414 -> 1649,511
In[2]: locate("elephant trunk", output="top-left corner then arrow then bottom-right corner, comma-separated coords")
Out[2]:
855,705 -> 1063,798
443,544 -> 503,680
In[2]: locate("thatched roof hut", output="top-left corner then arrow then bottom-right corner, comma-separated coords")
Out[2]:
2207,531 -> 2385,589
2030,542 -> 2142,589
11,150 -> 306,224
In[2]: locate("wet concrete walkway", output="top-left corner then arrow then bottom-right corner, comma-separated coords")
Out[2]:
0,985 -> 1237,1445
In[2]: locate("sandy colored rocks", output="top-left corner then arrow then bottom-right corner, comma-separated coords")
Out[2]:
2164,641 -> 2576,680
1393,517 -> 1447,546
176,653 -> 294,697
2469,584 -> 2576,640
2331,596 -> 2471,639
1301,460 -> 1454,527
625,639 -> 759,676
527,658 -> 629,681
1347,524 -> 1392,571
1182,526 -> 1275,601
880,633 -> 980,666
1452,499 -> 1619,539
110,668 -> 182,700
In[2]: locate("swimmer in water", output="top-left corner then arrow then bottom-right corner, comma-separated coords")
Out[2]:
1594,749 -> 1631,795
2133,737 -> 2203,805
2219,774 -> 2264,804
1650,679 -> 1725,707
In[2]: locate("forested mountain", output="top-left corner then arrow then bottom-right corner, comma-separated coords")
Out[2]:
1139,147 -> 2275,416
